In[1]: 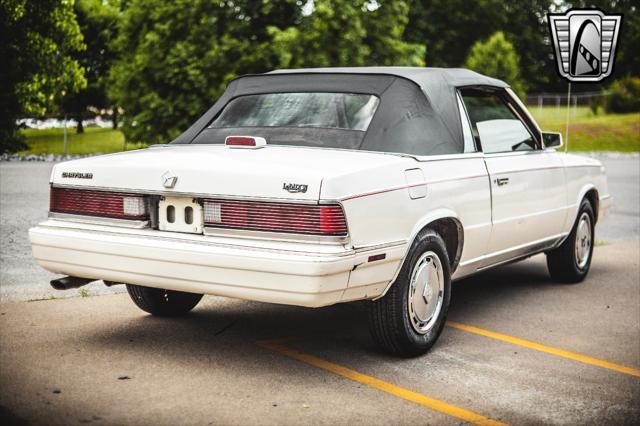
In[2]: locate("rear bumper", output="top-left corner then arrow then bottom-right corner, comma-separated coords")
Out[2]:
29,220 -> 404,307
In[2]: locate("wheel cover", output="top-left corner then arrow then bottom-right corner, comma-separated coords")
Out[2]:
407,251 -> 445,334
575,212 -> 592,269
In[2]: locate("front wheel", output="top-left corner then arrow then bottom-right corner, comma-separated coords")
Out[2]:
126,284 -> 203,316
546,199 -> 595,283
368,229 -> 451,357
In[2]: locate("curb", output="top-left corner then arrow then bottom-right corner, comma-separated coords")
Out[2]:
1,154 -> 101,162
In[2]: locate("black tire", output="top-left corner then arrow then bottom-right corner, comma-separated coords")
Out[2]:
368,229 -> 451,357
126,284 -> 203,316
546,199 -> 595,283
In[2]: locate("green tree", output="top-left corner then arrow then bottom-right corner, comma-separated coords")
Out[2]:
405,0 -> 554,91
362,1 -> 425,66
109,0 -> 301,145
465,31 -> 526,96
605,76 -> 640,113
109,0 -> 423,145
268,0 -> 371,67
268,0 -> 424,68
61,0 -> 120,133
0,0 -> 86,153
406,0 -> 505,67
503,0 -> 556,91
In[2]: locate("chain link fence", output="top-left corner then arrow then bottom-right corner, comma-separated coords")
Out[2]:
525,91 -> 612,118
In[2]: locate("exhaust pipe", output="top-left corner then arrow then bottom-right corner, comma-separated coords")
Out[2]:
50,276 -> 96,290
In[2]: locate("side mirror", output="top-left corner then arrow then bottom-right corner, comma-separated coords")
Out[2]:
542,131 -> 563,149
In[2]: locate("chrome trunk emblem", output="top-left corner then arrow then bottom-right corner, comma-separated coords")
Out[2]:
162,171 -> 178,189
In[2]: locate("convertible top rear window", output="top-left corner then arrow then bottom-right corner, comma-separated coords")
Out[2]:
187,72 -> 486,155
210,93 -> 379,131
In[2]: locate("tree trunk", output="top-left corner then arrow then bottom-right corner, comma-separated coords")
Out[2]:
112,107 -> 118,129
76,115 -> 84,134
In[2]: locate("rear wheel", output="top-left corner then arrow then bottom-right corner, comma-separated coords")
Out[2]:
546,199 -> 595,283
126,284 -> 203,316
368,229 -> 451,357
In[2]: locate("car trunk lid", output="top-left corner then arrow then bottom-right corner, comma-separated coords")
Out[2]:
50,144 -> 407,201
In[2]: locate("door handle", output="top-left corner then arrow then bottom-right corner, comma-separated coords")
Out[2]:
494,177 -> 509,186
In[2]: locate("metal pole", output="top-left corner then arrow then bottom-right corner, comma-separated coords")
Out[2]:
538,95 -> 543,117
565,83 -> 571,152
63,115 -> 68,155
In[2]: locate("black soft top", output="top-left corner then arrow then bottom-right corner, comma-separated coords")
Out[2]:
173,67 -> 509,155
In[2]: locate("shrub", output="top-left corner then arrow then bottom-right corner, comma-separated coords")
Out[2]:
605,77 -> 640,113
464,31 -> 526,98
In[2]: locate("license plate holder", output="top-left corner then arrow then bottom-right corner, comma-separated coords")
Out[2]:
158,196 -> 204,234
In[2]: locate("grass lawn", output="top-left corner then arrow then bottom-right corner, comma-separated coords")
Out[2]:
530,106 -> 639,152
20,127 -> 145,155
19,108 -> 639,153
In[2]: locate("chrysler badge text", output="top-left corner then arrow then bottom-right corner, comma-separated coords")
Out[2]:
61,172 -> 93,179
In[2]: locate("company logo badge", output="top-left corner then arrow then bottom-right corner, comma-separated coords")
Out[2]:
161,171 -> 178,189
62,172 -> 93,179
548,9 -> 622,82
283,183 -> 308,193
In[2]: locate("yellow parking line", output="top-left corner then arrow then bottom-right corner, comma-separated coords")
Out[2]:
447,321 -> 640,378
257,339 -> 506,426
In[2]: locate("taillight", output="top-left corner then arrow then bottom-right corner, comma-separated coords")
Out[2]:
203,199 -> 347,236
50,187 -> 148,220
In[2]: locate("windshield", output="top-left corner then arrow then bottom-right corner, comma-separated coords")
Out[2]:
209,92 -> 380,131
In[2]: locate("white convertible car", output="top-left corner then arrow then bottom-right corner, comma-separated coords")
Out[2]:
30,67 -> 611,356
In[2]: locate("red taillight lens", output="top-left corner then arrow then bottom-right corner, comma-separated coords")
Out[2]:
203,199 -> 347,236
225,135 -> 267,148
50,188 -> 148,220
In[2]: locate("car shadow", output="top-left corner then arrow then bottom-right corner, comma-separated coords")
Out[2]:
77,256 -> 566,365
449,257 -> 555,314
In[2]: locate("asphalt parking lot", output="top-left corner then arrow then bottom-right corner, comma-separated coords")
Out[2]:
1,157 -> 639,425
